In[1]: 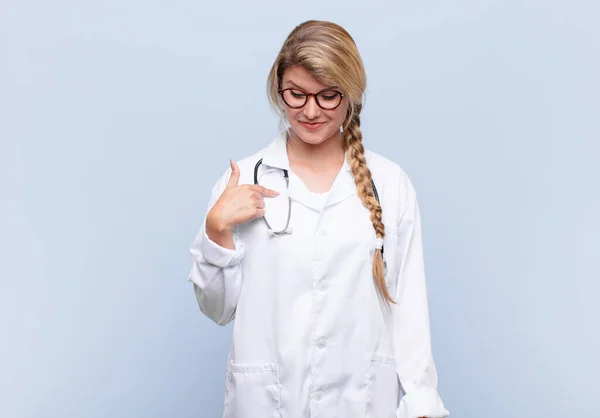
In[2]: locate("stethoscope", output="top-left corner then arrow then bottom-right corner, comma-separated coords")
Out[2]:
254,158 -> 387,274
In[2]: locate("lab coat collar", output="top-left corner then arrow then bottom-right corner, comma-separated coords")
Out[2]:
260,131 -> 356,211
261,130 -> 352,173
261,131 -> 291,171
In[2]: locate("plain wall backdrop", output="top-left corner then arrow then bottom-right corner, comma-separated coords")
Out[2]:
1,0 -> 599,417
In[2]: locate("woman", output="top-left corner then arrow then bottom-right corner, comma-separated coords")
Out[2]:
188,20 -> 449,418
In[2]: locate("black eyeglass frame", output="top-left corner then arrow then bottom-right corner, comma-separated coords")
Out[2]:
278,88 -> 345,110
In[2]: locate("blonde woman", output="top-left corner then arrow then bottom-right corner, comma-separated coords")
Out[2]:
188,20 -> 449,418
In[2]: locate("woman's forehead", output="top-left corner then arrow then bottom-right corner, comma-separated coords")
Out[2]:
282,66 -> 337,91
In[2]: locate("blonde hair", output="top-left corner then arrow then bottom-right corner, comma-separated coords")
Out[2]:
267,20 -> 395,305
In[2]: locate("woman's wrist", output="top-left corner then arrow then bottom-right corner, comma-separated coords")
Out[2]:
206,212 -> 234,249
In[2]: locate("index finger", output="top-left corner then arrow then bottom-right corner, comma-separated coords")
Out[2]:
248,184 -> 280,197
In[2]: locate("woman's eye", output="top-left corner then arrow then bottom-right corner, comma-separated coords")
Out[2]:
319,92 -> 338,101
290,90 -> 305,98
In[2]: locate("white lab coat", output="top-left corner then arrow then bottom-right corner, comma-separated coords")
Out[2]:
189,133 -> 449,418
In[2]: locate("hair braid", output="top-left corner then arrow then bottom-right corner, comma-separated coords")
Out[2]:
344,106 -> 395,305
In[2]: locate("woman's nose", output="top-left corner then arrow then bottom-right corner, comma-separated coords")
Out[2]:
303,95 -> 321,119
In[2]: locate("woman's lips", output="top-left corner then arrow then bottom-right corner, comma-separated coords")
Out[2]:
300,121 -> 326,130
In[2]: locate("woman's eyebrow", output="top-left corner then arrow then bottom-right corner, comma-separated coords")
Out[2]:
284,81 -> 338,90
283,81 -> 304,89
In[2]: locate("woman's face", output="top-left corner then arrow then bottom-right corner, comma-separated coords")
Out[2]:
280,66 -> 349,146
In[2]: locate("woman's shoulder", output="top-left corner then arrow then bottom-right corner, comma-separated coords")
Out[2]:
234,139 -> 278,182
364,148 -> 417,202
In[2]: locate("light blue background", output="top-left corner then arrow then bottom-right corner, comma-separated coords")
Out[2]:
1,1 -> 599,417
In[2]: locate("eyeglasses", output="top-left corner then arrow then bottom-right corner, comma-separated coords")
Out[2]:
278,88 -> 345,110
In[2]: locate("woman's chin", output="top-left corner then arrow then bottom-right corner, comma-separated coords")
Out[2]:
290,126 -> 337,146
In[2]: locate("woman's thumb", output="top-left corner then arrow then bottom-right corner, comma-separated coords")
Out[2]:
226,159 -> 240,188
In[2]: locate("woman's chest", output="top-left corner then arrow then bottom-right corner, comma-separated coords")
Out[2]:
237,197 -> 377,288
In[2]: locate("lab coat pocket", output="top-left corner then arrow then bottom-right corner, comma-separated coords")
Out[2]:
365,353 -> 399,418
224,361 -> 282,418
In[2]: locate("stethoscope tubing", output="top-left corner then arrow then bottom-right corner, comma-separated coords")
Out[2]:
253,158 -> 386,260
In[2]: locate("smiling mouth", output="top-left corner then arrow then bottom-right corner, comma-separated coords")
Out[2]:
300,121 -> 326,129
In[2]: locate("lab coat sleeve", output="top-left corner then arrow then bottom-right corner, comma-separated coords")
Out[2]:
392,196 -> 449,418
188,169 -> 245,326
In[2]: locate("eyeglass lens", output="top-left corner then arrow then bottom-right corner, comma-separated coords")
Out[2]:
281,89 -> 342,110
